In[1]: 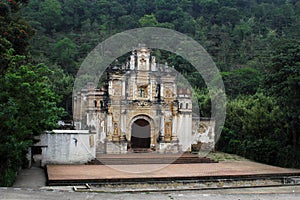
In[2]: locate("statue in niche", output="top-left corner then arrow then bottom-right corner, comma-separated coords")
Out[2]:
165,89 -> 173,98
114,87 -> 121,95
113,122 -> 119,136
151,56 -> 156,70
139,57 -> 146,70
138,85 -> 148,98
152,56 -> 156,63
112,122 -> 120,142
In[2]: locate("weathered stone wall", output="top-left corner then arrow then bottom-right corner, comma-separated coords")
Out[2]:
192,119 -> 215,151
38,130 -> 95,166
72,46 -> 216,155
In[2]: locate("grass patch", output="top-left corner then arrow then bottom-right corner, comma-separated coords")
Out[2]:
206,151 -> 248,162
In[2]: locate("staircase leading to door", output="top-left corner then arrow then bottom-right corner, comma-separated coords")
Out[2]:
87,152 -> 217,165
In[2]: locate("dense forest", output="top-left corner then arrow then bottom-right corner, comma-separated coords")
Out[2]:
0,0 -> 299,186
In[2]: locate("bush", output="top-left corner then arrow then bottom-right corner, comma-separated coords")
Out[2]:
217,92 -> 300,168
0,164 -> 18,187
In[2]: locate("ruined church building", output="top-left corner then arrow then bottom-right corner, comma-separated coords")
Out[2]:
38,46 -> 215,165
73,46 -> 214,154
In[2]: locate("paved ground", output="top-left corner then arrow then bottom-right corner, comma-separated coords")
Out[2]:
47,161 -> 300,183
1,186 -> 300,200
7,158 -> 300,199
13,166 -> 46,188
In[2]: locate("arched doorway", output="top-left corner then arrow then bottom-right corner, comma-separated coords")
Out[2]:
131,119 -> 151,149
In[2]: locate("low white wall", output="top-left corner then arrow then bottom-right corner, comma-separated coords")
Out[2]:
39,130 -> 95,166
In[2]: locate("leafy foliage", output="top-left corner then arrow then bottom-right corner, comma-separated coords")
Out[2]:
221,67 -> 262,98
0,51 -> 64,186
264,39 -> 300,153
20,0 -> 300,168
0,0 -> 64,186
0,0 -> 34,74
217,93 -> 299,167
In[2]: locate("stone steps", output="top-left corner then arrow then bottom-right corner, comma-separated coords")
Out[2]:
87,153 -> 217,165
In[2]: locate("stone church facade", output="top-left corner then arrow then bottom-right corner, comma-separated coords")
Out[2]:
73,46 -> 215,155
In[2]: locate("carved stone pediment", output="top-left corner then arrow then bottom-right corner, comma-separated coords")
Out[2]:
132,100 -> 152,107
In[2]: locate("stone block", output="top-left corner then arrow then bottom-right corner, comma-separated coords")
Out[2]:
106,141 -> 127,154
158,142 -> 179,154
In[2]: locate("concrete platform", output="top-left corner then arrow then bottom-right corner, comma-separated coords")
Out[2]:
46,161 -> 300,185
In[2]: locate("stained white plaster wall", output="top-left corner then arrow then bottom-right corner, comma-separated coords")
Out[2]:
39,130 -> 95,166
177,114 -> 192,151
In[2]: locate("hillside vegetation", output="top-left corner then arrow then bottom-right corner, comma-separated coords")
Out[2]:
0,0 -> 299,185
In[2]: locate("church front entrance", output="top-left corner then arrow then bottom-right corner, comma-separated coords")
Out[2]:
131,119 -> 151,149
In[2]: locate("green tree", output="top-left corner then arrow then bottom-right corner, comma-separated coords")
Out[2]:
215,6 -> 240,26
117,15 -> 138,30
217,92 -> 298,167
264,39 -> 300,152
0,0 -> 34,73
194,0 -> 220,18
0,1 -> 64,186
138,14 -> 159,27
39,0 -> 62,34
52,37 -> 78,74
48,67 -> 74,118
221,67 -> 262,98
193,88 -> 211,117
60,0 -> 88,30
0,52 -> 64,186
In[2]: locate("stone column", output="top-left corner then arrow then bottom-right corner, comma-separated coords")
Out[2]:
106,114 -> 113,141
77,92 -> 81,121
133,78 -> 137,99
151,56 -> 156,71
149,80 -> 153,101
122,80 -> 126,96
80,93 -> 87,128
160,115 -> 165,141
130,54 -> 135,70
177,114 -> 183,143
173,83 -> 177,97
160,83 -> 164,99
171,115 -> 178,141
73,95 -> 78,121
120,111 -> 126,141
108,80 -> 113,95
74,93 -> 81,130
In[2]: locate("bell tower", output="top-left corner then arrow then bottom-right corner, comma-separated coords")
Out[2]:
137,46 -> 150,71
